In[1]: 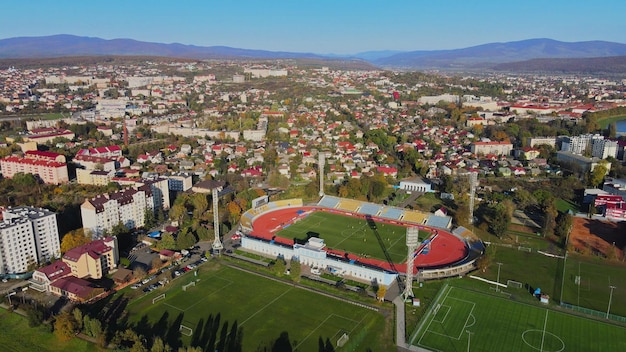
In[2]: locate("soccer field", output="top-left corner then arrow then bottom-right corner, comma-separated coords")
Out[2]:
561,256 -> 626,318
275,211 -> 422,263
411,285 -> 626,351
125,262 -> 390,351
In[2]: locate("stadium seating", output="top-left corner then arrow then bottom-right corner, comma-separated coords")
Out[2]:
359,203 -> 383,216
318,196 -> 340,209
402,211 -> 428,224
378,207 -> 404,220
337,199 -> 362,212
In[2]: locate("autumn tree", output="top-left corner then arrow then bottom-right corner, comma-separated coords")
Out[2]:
54,311 -> 78,341
159,233 -> 176,250
555,212 -> 573,246
60,228 -> 91,253
589,161 -> 609,187
177,228 -> 197,250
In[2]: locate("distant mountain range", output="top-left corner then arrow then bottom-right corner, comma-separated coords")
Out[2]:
2,35 -> 626,72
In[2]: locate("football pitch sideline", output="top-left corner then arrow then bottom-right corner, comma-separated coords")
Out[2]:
125,263 -> 388,351
411,285 -> 626,351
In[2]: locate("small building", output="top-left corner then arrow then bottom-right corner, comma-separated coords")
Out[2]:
399,177 -> 433,193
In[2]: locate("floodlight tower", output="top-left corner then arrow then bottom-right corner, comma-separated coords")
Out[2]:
468,171 -> 478,224
402,227 -> 420,300
318,153 -> 325,197
212,187 -> 223,254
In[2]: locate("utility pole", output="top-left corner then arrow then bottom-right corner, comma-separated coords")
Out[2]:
559,230 -> 571,304
607,285 -> 616,318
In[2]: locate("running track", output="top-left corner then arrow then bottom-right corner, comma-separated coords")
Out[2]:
250,207 -> 468,275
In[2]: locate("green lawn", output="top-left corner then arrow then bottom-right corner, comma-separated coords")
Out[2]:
276,211 -> 421,263
125,261 -> 391,351
555,198 -> 580,213
0,309 -> 96,352
410,285 -> 626,351
598,115 -> 626,129
561,255 -> 626,317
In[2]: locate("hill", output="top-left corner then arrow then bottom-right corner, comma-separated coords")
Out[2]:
492,55 -> 626,74
373,38 -> 626,69
2,35 -> 626,71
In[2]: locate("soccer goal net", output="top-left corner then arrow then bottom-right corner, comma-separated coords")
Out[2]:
152,293 -> 166,304
507,280 -> 523,289
179,324 -> 193,337
182,281 -> 196,291
337,333 -> 349,347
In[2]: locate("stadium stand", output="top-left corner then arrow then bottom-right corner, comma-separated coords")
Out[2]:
273,199 -> 303,208
318,196 -> 341,209
452,226 -> 474,240
359,203 -> 383,216
402,211 -> 428,224
425,215 -> 453,229
337,199 -> 362,212
378,207 -> 404,220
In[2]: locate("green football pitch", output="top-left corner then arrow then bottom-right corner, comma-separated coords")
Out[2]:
410,284 -> 626,351
276,211 -> 428,263
125,262 -> 390,351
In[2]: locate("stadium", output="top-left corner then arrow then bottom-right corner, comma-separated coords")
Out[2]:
239,195 -> 484,287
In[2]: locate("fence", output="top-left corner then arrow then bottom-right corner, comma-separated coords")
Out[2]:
560,302 -> 626,324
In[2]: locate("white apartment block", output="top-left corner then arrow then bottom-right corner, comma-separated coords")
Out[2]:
592,139 -> 618,159
418,94 -> 459,105
527,136 -> 557,148
470,141 -> 513,156
0,206 -> 60,275
0,156 -> 69,185
168,173 -> 193,192
561,134 -> 603,155
81,187 -> 154,237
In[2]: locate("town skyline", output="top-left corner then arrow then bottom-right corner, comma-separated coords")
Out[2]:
3,0 -> 626,55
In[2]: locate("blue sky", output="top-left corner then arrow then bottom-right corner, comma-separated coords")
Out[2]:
3,0 -> 625,54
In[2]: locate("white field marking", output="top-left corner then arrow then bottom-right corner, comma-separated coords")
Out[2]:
295,313 -> 363,350
417,285 -> 453,347
239,287 -> 293,326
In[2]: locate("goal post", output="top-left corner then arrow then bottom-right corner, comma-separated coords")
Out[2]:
182,281 -> 196,291
337,333 -> 349,347
507,280 -> 523,289
152,293 -> 166,304
179,324 -> 193,337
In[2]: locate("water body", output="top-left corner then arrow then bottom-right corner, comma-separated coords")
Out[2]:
617,120 -> 626,134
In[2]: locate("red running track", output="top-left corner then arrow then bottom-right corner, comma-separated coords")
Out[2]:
249,207 -> 468,275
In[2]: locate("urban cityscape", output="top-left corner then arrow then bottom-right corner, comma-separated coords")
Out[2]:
1,2 -> 626,352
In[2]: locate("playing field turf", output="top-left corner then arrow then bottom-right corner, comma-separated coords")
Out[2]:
125,261 -> 390,351
275,211 -> 426,263
411,284 -> 626,351
561,255 -> 626,317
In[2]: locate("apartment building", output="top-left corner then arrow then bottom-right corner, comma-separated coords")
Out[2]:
592,139 -> 618,159
62,237 -> 118,279
561,134 -> 603,155
0,206 -> 60,275
81,186 -> 155,237
0,156 -> 69,184
470,141 -> 513,156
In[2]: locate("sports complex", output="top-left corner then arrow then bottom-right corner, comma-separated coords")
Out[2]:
239,195 -> 484,286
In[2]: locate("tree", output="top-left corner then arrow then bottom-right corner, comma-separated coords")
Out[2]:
54,311 -> 78,341
160,233 -> 176,250
151,336 -> 170,352
191,193 -> 208,218
273,257 -> 286,276
489,202 -> 512,238
177,229 -> 197,250
376,285 -> 387,301
144,208 -> 157,230
543,200 -> 558,237
60,228 -> 91,253
554,212 -> 573,246
72,308 -> 83,331
589,162 -> 609,187
25,304 -> 45,327
476,244 -> 496,272
289,260 -> 301,282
